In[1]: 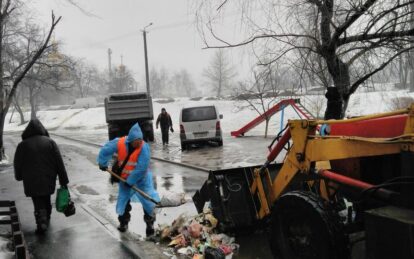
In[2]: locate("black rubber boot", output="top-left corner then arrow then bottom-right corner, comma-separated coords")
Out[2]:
117,223 -> 128,232
144,213 -> 156,236
117,203 -> 131,233
34,209 -> 48,234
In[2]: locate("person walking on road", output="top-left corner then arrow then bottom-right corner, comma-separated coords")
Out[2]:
97,123 -> 160,235
14,119 -> 69,234
156,108 -> 173,145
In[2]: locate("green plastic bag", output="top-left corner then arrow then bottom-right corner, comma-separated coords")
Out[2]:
56,187 -> 70,213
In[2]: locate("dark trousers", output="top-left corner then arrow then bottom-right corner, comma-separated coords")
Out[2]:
32,195 -> 52,219
118,201 -> 132,225
118,200 -> 155,225
161,127 -> 169,144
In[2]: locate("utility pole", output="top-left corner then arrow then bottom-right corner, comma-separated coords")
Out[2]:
107,48 -> 112,77
142,23 -> 153,96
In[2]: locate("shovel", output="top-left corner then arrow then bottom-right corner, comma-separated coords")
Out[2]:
106,169 -> 161,206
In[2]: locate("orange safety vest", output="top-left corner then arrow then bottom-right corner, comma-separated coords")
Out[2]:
117,136 -> 144,179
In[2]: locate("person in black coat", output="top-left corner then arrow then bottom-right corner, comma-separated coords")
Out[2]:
14,119 -> 69,234
156,108 -> 174,145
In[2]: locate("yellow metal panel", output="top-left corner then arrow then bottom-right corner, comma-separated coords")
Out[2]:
264,169 -> 275,202
404,104 -> 414,134
271,154 -> 300,202
289,120 -> 317,155
306,139 -> 402,161
316,161 -> 331,170
252,170 -> 271,219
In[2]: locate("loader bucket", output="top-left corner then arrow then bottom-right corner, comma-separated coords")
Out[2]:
192,163 -> 282,230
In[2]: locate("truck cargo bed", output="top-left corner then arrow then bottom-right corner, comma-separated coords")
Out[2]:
104,92 -> 154,122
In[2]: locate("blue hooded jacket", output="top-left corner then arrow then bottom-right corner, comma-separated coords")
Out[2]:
97,123 -> 159,215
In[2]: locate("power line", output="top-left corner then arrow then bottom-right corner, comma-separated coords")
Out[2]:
71,20 -> 192,51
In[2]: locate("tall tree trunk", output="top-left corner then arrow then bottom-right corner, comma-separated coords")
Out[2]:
0,112 -> 6,159
403,54 -> 409,89
320,0 -> 349,120
0,0 -> 6,160
218,81 -> 222,98
264,118 -> 269,138
13,94 -> 25,125
410,2 -> 414,92
29,87 -> 37,119
16,104 -> 25,124
8,107 -> 13,123
323,55 -> 350,119
399,55 -> 408,89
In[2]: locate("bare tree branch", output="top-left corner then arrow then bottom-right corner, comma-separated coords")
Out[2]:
5,11 -> 61,113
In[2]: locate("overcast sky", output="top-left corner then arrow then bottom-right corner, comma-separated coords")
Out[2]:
28,0 -> 247,89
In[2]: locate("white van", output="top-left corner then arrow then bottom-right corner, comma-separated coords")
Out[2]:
179,105 -> 223,150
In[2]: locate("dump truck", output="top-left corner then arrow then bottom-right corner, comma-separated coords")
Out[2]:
104,92 -> 154,141
193,105 -> 414,259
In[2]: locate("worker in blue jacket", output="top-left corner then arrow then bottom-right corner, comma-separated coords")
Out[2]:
97,123 -> 160,235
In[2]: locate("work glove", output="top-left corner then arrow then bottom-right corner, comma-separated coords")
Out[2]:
170,128 -> 174,133
99,165 -> 108,172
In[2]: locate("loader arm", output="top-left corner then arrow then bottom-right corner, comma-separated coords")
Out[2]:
251,104 -> 414,219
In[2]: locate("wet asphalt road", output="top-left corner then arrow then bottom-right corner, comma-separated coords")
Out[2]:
3,131 -> 275,258
0,135 -> 157,259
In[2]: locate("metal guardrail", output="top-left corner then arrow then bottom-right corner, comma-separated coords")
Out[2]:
0,200 -> 29,259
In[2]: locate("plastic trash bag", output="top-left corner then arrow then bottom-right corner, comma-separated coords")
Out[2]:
159,192 -> 188,207
204,246 -> 225,259
56,186 -> 70,212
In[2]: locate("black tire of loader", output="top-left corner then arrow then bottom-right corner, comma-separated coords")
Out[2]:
269,191 -> 349,259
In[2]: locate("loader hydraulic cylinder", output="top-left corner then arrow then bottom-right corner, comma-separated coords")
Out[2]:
318,170 -> 399,204
266,130 -> 291,163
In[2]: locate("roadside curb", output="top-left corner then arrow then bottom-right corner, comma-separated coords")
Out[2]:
69,187 -> 167,259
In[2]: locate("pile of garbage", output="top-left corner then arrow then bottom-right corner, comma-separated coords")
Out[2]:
156,209 -> 239,259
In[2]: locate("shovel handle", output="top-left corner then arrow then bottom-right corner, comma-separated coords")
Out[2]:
106,169 -> 160,206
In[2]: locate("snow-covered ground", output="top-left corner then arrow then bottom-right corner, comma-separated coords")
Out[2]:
0,216 -> 13,259
5,89 -> 414,136
0,237 -> 13,259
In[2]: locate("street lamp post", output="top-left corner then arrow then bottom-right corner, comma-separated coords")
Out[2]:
142,22 -> 153,96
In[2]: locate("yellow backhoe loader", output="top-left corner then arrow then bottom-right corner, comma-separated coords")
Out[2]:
193,104 -> 414,259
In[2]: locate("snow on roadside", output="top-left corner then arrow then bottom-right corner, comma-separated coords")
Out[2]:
5,108 -> 84,132
4,90 -> 414,136
0,216 -> 13,259
56,107 -> 107,133
0,237 -> 13,259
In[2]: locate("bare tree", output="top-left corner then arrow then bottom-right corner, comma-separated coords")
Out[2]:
70,58 -> 98,98
0,0 -> 61,159
150,66 -> 169,98
203,49 -> 236,98
170,69 -> 197,97
196,0 -> 414,119
108,64 -> 136,93
235,65 -> 280,138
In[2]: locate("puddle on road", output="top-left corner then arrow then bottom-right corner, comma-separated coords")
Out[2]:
156,174 -> 185,194
75,185 -> 99,195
